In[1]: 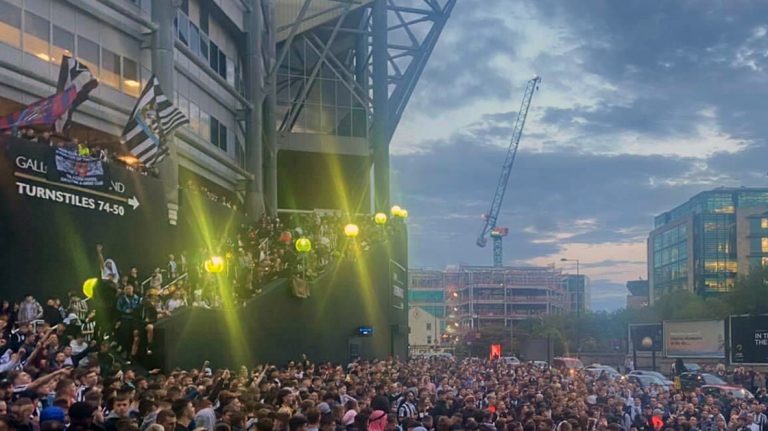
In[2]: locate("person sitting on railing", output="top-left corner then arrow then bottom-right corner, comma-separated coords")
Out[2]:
165,290 -> 186,313
167,255 -> 178,280
148,268 -> 163,292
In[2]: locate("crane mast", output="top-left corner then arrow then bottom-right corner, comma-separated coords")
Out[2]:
476,76 -> 541,266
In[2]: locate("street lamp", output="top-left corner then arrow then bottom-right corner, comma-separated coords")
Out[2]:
295,237 -> 312,280
560,257 -> 581,358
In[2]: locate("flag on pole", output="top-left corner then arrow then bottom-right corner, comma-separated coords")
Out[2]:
120,75 -> 188,167
53,55 -> 98,133
0,86 -> 79,132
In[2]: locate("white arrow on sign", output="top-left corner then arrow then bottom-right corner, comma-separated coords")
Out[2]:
128,196 -> 140,210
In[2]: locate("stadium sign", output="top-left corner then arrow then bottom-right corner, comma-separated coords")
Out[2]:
9,142 -> 139,217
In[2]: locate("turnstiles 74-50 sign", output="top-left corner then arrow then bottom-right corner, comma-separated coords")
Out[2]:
10,143 -> 140,217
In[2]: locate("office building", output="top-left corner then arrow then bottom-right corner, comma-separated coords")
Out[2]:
648,187 -> 768,302
563,274 -> 590,313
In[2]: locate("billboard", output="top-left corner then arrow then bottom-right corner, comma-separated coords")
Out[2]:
629,323 -> 663,352
729,315 -> 768,365
663,320 -> 725,358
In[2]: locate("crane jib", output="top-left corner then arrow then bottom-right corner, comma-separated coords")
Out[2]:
475,76 -> 541,258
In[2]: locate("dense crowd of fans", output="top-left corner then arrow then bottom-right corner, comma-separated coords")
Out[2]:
0,210 -> 399,368
0,349 -> 767,431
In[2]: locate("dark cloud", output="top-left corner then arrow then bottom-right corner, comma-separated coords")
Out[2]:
397,0 -> 768,310
407,1 -> 522,110
392,131 -> 704,267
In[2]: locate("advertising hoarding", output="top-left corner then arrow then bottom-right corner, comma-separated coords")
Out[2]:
663,320 -> 725,358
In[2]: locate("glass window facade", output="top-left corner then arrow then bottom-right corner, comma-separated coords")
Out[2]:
276,38 -> 369,137
0,1 -> 21,48
652,189 -> 768,300
695,214 -> 736,294
23,11 -> 50,61
652,223 -> 689,298
101,47 -> 121,88
0,3 -> 143,97
51,25 -> 74,65
76,36 -> 100,78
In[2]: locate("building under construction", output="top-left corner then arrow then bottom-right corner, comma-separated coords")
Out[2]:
409,265 -> 567,344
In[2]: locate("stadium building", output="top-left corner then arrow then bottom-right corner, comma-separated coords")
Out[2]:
0,0 -> 454,217
0,0 -> 455,365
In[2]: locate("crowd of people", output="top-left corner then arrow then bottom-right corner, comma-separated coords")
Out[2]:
0,350 -> 767,431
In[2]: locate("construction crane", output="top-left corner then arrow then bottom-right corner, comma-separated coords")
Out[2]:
476,76 -> 541,267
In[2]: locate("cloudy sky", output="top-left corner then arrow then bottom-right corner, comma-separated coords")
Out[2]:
390,0 -> 768,310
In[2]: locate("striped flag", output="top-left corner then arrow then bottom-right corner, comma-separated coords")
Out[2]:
120,75 -> 188,167
53,55 -> 98,133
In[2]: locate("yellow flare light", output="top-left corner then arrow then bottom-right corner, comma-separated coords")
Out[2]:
82,278 -> 98,299
295,237 -> 312,253
204,256 -> 225,273
344,223 -> 360,238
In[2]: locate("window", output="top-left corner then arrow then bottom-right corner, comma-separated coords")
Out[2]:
427,335 -> 432,345
177,94 -> 189,120
209,42 -> 219,73
189,22 -> 200,57
77,36 -> 100,78
426,322 -> 432,331
199,1 -> 209,34
762,219 -> 768,229
177,12 -> 189,46
210,116 -> 219,146
226,57 -> 235,85
218,123 -> 227,151
218,50 -> 227,79
101,47 -> 121,88
122,57 -> 140,96
23,11 -> 50,62
189,102 -> 200,134
763,257 -> 768,268
51,25 -> 74,64
0,1 -> 22,48
179,0 -> 189,14
763,238 -> 768,253
199,111 -> 210,142
199,32 -> 209,61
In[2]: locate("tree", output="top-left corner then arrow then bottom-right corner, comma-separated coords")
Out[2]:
725,267 -> 768,315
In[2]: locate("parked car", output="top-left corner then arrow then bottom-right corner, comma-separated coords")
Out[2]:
531,360 -> 549,369
552,357 -> 584,373
586,364 -> 622,379
702,385 -> 754,400
629,370 -> 674,386
627,374 -> 671,391
679,372 -> 727,391
500,356 -> 521,365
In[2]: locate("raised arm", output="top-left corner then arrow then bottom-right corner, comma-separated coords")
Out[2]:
96,244 -> 105,274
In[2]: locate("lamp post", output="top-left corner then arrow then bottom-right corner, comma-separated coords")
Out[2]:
560,257 -> 581,358
295,237 -> 312,280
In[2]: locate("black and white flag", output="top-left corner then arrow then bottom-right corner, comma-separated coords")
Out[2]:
120,75 -> 188,167
53,55 -> 98,133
